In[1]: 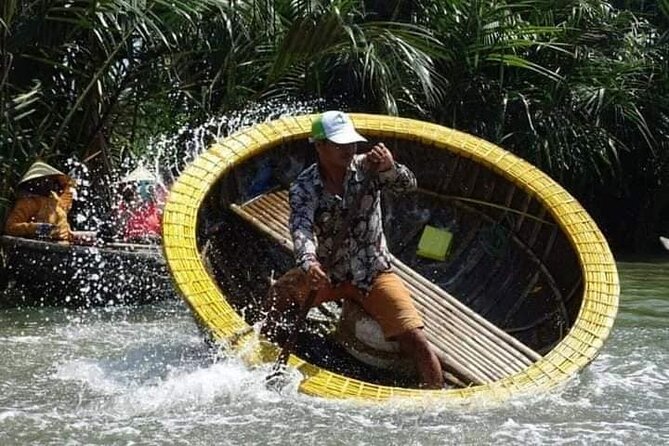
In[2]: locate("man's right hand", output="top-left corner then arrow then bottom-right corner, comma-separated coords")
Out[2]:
307,262 -> 330,290
364,142 -> 395,172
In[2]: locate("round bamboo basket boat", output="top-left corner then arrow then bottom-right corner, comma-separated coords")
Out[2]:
162,113 -> 619,403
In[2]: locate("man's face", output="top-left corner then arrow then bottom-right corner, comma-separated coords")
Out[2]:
316,140 -> 357,169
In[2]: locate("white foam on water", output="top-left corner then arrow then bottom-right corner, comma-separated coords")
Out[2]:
109,362 -> 257,416
15,325 -> 669,445
53,359 -> 127,396
491,419 -> 661,445
0,410 -> 21,422
0,335 -> 44,344
53,353 -> 300,421
588,352 -> 669,399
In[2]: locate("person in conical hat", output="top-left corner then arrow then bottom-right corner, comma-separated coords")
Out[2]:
4,161 -> 75,241
112,165 -> 164,243
119,165 -> 156,184
118,165 -> 162,205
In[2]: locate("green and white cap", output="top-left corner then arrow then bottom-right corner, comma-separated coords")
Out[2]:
310,111 -> 367,144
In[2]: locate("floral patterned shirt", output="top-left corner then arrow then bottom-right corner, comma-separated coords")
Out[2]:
289,154 -> 417,293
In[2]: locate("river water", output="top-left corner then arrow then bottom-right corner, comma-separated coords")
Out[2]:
0,260 -> 667,445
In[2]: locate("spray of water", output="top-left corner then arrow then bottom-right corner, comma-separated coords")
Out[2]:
2,98 -> 326,309
146,98 -> 325,185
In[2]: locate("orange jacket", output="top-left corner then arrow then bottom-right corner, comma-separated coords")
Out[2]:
4,186 -> 74,241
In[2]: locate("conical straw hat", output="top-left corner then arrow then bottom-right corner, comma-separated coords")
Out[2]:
119,165 -> 157,183
19,161 -> 69,185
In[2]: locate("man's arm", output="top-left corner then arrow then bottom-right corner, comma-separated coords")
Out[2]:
288,180 -> 319,272
377,162 -> 417,194
364,143 -> 417,193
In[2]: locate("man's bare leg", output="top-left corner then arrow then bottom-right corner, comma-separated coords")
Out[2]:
396,328 -> 444,389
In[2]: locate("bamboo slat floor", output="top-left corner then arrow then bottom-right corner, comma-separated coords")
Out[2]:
230,190 -> 542,386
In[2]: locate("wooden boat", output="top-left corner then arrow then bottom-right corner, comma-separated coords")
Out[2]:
1,235 -> 174,306
162,114 -> 620,403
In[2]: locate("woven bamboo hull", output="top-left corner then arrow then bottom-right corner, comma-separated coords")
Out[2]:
1,235 -> 174,306
162,114 -> 619,402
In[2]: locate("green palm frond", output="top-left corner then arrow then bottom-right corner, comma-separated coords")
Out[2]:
261,4 -> 444,114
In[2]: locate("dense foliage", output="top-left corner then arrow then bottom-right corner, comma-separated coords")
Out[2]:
2,0 -> 667,252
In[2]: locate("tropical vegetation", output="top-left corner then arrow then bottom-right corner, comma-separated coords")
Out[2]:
2,0 -> 668,253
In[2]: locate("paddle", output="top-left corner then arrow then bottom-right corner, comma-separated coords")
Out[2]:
266,170 -> 375,387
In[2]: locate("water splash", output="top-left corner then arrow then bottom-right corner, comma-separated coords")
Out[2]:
146,98 -> 325,184
2,255 -> 668,444
3,98 -> 327,310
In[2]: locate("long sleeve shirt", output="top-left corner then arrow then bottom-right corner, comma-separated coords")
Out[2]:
288,154 -> 417,293
4,188 -> 73,241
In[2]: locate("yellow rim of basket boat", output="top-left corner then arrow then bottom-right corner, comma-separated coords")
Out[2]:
162,114 -> 620,403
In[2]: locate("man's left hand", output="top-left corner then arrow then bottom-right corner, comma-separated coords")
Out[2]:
365,143 -> 394,172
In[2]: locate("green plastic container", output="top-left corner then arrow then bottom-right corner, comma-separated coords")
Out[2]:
417,225 -> 453,261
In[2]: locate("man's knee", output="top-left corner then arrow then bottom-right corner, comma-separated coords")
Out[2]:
265,268 -> 309,312
396,328 -> 429,351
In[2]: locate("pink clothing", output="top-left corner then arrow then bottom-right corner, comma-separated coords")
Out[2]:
120,201 -> 162,241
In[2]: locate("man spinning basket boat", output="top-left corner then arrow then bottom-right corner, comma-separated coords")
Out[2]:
262,111 -> 444,389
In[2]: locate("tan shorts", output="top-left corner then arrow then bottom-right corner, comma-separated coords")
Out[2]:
268,268 -> 423,339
